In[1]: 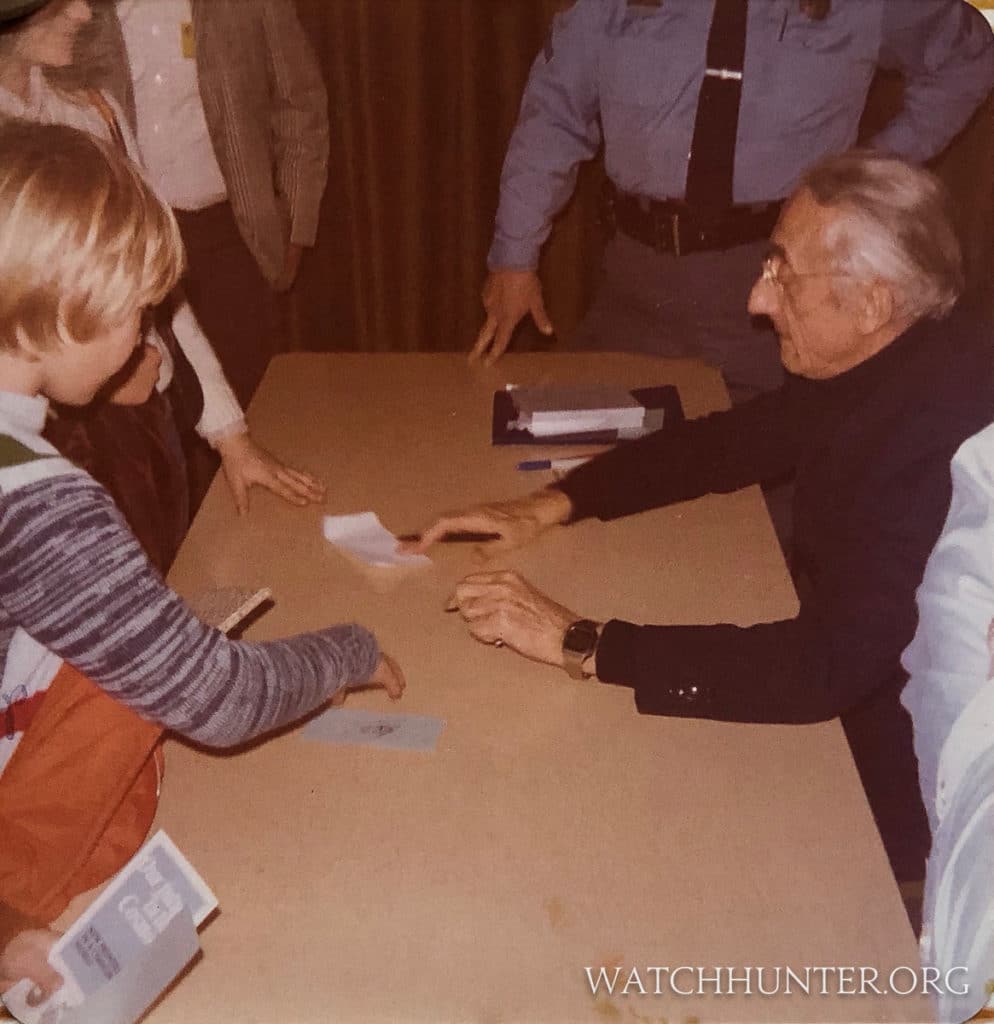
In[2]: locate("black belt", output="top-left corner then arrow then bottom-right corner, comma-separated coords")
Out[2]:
603,183 -> 782,257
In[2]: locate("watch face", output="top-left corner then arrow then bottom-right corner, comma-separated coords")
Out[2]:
564,620 -> 599,656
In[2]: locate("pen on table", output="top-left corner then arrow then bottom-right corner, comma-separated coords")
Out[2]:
397,531 -> 502,544
516,455 -> 595,472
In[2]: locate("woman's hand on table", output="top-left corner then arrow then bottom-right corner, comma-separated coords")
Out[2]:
447,569 -> 580,668
0,927 -> 63,1003
106,343 -> 162,405
216,432 -> 326,515
330,653 -> 406,706
402,488 -> 573,556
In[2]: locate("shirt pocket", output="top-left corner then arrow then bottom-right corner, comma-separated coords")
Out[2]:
762,13 -> 878,135
776,7 -> 879,64
599,34 -> 700,111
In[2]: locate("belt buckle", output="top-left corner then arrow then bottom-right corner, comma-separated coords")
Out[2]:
652,208 -> 682,257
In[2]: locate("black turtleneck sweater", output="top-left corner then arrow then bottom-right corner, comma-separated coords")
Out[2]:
557,299 -> 994,882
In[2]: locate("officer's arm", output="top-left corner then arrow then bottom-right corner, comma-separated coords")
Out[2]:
872,0 -> 994,163
488,0 -> 608,272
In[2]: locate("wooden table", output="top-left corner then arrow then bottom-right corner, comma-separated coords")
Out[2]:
150,353 -> 930,1023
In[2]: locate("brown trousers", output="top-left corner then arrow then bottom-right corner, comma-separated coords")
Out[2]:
43,391 -> 190,575
175,201 -> 280,408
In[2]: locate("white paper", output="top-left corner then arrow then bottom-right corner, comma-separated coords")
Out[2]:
322,512 -> 430,567
526,410 -> 643,437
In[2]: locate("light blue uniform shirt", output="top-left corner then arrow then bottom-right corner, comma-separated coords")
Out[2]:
489,0 -> 994,269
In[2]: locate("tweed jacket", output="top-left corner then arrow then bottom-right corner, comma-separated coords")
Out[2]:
104,0 -> 329,286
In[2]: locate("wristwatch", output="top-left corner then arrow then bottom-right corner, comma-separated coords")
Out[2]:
561,619 -> 601,680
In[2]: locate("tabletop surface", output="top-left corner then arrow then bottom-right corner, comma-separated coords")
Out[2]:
148,352 -> 930,1024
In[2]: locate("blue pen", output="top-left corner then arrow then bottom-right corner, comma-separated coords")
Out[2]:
516,456 -> 594,472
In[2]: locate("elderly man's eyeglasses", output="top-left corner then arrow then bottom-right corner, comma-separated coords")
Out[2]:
761,247 -> 854,291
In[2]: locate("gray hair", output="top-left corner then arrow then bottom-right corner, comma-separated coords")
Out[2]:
800,150 -> 963,321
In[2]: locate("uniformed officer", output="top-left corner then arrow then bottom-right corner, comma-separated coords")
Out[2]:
473,0 -> 994,400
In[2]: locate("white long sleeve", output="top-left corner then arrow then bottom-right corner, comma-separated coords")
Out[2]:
166,300 -> 246,442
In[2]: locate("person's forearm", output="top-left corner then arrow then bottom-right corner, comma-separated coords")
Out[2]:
263,0 -> 329,247
596,615 -> 860,725
0,476 -> 379,748
558,388 -> 796,522
487,0 -> 605,270
873,0 -> 994,162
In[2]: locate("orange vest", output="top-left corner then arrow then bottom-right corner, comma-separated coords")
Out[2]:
0,661 -> 162,924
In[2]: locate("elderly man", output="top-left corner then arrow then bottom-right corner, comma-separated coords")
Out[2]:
413,151 -> 994,891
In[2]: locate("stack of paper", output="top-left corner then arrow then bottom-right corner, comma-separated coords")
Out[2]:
511,386 -> 645,437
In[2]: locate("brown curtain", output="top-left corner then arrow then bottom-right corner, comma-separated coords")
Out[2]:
287,0 -> 602,355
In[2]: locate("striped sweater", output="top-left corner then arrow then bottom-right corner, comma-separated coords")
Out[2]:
0,391 -> 378,775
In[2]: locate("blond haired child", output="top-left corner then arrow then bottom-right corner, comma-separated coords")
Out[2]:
0,121 -> 403,1001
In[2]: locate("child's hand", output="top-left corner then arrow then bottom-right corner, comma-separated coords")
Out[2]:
216,432 -> 326,515
330,654 -> 406,706
0,927 -> 63,1003
107,344 -> 163,405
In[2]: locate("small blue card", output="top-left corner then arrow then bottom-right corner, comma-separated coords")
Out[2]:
301,708 -> 445,752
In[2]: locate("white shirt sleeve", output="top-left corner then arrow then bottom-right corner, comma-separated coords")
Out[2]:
900,423 -> 994,831
168,300 -> 246,443
104,91 -> 247,443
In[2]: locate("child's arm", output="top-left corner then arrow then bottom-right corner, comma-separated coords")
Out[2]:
0,471 -> 384,747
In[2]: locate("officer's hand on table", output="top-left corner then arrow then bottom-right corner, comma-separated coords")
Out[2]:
470,268 -> 553,366
106,343 -> 163,405
330,653 -> 406,706
448,570 -> 579,668
0,927 -> 62,1003
401,488 -> 573,555
216,431 -> 326,515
